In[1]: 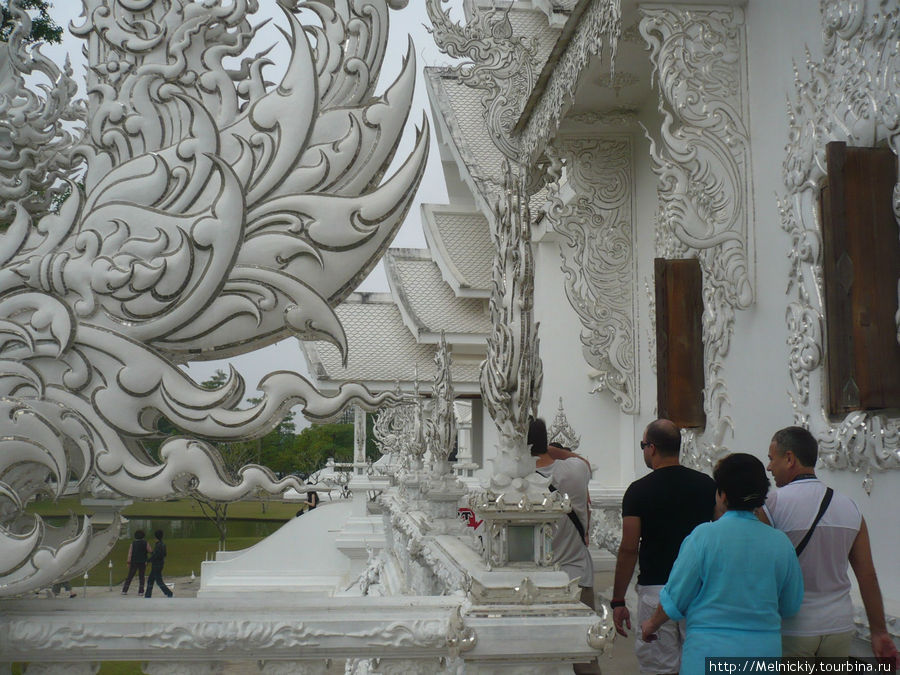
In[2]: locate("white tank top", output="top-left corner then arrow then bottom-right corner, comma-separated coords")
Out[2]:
762,478 -> 861,636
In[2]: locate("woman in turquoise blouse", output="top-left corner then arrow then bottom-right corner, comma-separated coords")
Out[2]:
640,453 -> 804,674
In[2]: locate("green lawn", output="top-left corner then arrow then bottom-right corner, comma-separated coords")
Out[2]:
26,497 -> 298,586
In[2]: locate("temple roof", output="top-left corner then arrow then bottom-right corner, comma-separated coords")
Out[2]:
385,248 -> 491,342
300,293 -> 482,395
421,204 -> 492,297
426,68 -> 502,209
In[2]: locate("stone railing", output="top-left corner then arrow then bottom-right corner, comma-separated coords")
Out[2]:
0,595 -> 464,674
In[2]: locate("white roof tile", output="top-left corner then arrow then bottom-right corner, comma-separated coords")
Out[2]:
300,295 -> 482,391
423,205 -> 493,294
386,249 -> 491,337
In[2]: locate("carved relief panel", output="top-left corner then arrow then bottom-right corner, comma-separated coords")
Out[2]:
780,0 -> 900,492
640,5 -> 755,469
546,135 -> 638,414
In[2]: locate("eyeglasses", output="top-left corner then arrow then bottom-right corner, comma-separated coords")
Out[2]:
640,441 -> 652,449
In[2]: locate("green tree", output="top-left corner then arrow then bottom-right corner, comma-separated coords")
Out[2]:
292,423 -> 354,477
1,0 -> 63,44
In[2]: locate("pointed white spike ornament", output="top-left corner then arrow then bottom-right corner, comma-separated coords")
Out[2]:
0,0 -> 427,596
479,162 -> 545,502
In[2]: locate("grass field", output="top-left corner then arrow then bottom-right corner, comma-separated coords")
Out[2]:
27,497 -> 298,586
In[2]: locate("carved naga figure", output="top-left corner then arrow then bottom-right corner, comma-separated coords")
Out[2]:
0,0 -> 426,595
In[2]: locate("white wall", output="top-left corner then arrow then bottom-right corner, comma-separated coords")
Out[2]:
533,233 -> 628,486
742,0 -> 900,611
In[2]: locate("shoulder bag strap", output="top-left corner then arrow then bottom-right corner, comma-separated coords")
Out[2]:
542,473 -> 587,543
795,487 -> 833,557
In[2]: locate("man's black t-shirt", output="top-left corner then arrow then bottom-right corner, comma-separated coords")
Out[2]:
622,465 -> 716,585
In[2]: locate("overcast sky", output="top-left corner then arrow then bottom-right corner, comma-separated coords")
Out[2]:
38,1 -> 456,423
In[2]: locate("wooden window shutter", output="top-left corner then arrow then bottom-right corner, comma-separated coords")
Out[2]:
820,141 -> 900,415
655,258 -> 705,429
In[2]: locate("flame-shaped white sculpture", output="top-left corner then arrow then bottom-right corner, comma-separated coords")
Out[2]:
0,0 -> 427,595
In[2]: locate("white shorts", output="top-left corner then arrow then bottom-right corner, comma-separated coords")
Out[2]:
635,584 -> 684,674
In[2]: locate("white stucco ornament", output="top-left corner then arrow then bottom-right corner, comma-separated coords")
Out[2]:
425,333 -> 458,478
780,0 -> 900,493
480,164 -> 545,501
640,4 -> 754,470
0,0 -> 427,595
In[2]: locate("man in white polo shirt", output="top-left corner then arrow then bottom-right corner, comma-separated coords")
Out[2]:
761,426 -> 897,664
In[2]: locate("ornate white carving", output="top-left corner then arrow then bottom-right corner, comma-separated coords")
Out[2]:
426,0 -> 538,162
586,604 -> 616,655
640,5 -> 754,470
595,71 -> 639,96
645,278 -> 657,375
0,5 -> 83,220
518,0 -> 622,162
425,333 -> 458,477
564,109 -> 637,127
384,489 -> 474,595
410,378 -> 429,472
547,397 -> 581,451
0,0 -> 425,594
354,406 -> 367,465
259,661 -> 331,675
589,506 -> 622,556
779,1 -> 900,493
373,383 -> 416,472
546,135 -> 637,413
479,165 -> 545,501
142,664 -> 220,675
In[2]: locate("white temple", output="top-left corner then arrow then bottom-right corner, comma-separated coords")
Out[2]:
1,0 -> 899,672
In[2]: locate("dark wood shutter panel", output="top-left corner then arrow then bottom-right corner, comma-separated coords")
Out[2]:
821,141 -> 900,414
655,258 -> 706,429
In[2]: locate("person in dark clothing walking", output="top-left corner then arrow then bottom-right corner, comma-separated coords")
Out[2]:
144,529 -> 173,598
121,529 -> 151,595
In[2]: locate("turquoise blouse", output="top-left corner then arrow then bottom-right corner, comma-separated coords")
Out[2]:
659,510 -> 804,674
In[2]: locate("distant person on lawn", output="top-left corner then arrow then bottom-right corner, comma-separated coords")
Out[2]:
122,529 -> 151,595
144,529 -> 173,598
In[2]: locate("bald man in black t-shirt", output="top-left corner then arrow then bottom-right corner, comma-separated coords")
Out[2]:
611,419 -> 716,674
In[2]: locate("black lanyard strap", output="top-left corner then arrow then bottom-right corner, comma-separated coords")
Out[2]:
795,487 -> 833,557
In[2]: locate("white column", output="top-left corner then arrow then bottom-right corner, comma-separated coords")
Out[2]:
354,406 -> 367,474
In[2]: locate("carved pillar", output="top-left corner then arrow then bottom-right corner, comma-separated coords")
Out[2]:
640,4 -> 755,470
354,406 -> 368,475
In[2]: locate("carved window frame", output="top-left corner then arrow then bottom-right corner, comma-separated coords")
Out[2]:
780,0 -> 900,493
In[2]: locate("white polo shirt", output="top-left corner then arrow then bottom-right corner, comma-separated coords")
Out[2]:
762,478 -> 861,636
